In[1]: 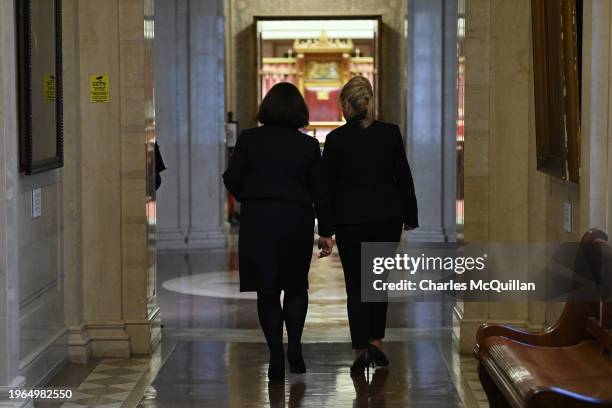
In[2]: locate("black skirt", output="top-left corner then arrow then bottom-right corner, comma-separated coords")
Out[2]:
238,200 -> 315,294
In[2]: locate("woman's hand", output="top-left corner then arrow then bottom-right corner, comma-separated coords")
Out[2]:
404,223 -> 415,231
318,236 -> 334,258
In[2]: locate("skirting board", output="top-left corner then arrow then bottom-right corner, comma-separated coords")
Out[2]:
67,323 -> 91,363
0,376 -> 31,408
86,322 -> 131,358
83,310 -> 161,358
19,329 -> 69,389
124,305 -> 162,355
157,227 -> 227,250
404,227 -> 457,243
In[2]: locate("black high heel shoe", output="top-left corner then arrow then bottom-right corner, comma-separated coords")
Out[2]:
368,344 -> 389,367
350,350 -> 374,376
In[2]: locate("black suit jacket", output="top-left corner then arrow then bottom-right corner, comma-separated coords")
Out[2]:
321,118 -> 418,231
223,125 -> 333,237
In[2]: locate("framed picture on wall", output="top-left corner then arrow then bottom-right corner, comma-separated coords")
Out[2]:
531,0 -> 582,183
16,0 -> 64,174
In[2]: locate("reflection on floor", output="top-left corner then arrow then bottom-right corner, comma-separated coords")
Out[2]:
157,243 -> 454,333
42,239 -> 487,407
139,341 -> 462,408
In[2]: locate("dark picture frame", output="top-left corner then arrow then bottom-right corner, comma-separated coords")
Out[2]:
16,0 -> 64,175
531,0 -> 581,183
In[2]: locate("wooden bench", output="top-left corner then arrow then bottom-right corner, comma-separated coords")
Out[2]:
475,229 -> 612,408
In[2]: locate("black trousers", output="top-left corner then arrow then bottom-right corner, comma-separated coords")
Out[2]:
335,219 -> 403,350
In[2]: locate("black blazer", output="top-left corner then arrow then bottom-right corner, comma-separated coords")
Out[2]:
223,125 -> 333,237
321,117 -> 418,230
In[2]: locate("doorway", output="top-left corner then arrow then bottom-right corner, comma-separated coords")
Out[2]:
254,17 -> 382,144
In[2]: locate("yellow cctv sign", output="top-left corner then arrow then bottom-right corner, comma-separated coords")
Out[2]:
44,74 -> 56,101
89,74 -> 110,102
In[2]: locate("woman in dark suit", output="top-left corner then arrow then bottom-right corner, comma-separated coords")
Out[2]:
223,83 -> 333,382
321,76 -> 418,373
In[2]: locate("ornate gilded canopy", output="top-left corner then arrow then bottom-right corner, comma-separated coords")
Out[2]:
293,31 -> 353,54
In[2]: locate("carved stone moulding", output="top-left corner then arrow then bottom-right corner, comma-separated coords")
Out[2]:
293,31 -> 354,54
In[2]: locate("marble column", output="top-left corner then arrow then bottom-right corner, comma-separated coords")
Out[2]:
455,0 -> 575,353
77,0 -> 158,357
62,0 -> 90,364
155,0 -> 227,250
406,0 -> 458,243
119,0 -> 160,356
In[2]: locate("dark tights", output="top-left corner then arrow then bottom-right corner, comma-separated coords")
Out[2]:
257,290 -> 308,366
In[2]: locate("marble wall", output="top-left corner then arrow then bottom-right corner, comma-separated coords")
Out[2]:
0,1 -> 158,400
462,0 -> 594,250
0,0 -> 27,401
17,172 -> 66,386
457,0 -> 550,352
154,0 -> 227,250
0,0 -> 68,399
457,0 -> 612,352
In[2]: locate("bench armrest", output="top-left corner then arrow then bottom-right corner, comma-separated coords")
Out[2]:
476,302 -> 599,356
476,324 -> 557,349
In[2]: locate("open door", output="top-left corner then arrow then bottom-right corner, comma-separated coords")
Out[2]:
255,17 -> 382,144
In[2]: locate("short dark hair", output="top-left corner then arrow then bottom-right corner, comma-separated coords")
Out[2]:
257,82 -> 309,128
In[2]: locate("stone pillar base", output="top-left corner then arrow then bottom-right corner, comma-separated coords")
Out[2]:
68,324 -> 91,363
157,227 -> 227,250
125,306 -> 161,355
405,227 -> 456,243
85,311 -> 161,358
86,322 -> 131,358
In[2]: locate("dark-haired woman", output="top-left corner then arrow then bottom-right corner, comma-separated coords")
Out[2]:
223,82 -> 333,382
322,76 -> 418,374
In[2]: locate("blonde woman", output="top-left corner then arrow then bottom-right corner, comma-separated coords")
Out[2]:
321,76 -> 418,374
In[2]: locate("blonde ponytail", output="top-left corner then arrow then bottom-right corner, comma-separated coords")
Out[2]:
340,76 -> 375,128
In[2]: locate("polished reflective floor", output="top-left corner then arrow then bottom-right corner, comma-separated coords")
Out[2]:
42,238 -> 481,407
140,341 -> 462,407
156,237 -> 454,333
142,238 -> 465,407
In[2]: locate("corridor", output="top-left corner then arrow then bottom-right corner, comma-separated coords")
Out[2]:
2,0 -> 612,406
